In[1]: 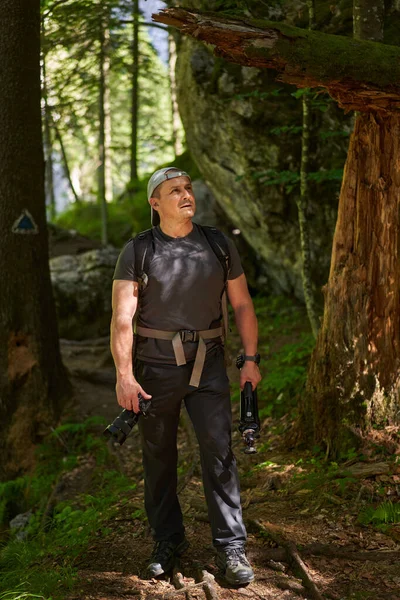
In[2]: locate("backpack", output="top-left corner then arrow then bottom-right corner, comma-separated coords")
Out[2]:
132,225 -> 232,339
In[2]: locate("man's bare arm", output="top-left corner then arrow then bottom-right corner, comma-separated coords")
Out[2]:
227,273 -> 262,390
110,280 -> 151,412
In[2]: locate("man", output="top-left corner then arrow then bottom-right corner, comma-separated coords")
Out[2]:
110,167 -> 261,585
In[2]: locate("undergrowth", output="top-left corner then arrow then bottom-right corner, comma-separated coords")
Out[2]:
0,417 -> 135,600
358,500 -> 400,529
230,295 -> 315,419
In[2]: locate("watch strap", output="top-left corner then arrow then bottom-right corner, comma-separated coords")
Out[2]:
243,354 -> 260,364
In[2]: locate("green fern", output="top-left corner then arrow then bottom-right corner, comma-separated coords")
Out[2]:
358,501 -> 400,526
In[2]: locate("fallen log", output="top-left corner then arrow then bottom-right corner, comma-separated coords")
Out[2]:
153,7 -> 400,113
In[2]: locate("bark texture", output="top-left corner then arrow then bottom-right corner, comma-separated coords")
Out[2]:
0,0 -> 70,480
298,0 -> 319,339
153,7 -> 400,113
353,0 -> 385,41
306,112 -> 400,452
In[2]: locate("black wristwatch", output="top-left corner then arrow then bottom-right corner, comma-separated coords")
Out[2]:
236,353 -> 261,369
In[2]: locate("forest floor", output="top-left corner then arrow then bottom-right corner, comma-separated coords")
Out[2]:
52,314 -> 400,600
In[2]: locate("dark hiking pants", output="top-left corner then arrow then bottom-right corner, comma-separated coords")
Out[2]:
135,345 -> 247,549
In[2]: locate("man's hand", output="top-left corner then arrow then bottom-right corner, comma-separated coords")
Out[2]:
116,375 -> 152,413
239,361 -> 262,391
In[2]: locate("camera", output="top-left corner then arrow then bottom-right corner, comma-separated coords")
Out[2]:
103,394 -> 151,445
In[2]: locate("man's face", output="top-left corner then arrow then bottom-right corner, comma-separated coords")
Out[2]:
151,176 -> 196,224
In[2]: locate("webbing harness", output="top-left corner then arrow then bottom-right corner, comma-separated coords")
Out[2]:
133,225 -> 231,387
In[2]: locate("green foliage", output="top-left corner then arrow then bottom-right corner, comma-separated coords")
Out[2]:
318,130 -> 350,140
291,88 -> 332,112
229,88 -> 284,102
43,0 -> 178,213
54,150 -> 201,245
246,167 -> 343,193
258,334 -> 315,417
213,0 -> 251,16
229,296 -> 315,418
269,125 -> 303,136
54,200 -> 139,247
0,416 -> 135,599
256,297 -> 315,418
358,501 -> 400,527
0,588 -> 50,599
0,417 -> 107,527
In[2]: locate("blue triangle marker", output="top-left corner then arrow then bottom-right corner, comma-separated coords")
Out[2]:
12,210 -> 38,234
18,215 -> 35,230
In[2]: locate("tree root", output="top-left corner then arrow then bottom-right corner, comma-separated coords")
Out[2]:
248,519 -> 324,600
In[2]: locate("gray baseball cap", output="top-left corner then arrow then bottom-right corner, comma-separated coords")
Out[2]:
147,167 -> 191,226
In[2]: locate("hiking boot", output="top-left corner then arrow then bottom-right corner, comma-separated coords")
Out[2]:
216,545 -> 254,585
147,537 -> 189,577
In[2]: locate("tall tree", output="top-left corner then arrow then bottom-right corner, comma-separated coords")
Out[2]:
98,6 -> 112,245
41,35 -> 56,222
0,0 -> 70,481
168,32 -> 184,157
130,0 -> 139,182
298,0 -> 319,339
154,7 -> 400,454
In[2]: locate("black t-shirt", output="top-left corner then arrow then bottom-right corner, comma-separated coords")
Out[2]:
113,223 -> 244,364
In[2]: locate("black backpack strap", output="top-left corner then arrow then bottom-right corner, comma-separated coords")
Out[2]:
200,225 -> 231,283
133,228 -> 155,292
200,225 -> 232,342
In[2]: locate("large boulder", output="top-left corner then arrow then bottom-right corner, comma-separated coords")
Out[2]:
167,0 -> 357,302
50,247 -> 119,340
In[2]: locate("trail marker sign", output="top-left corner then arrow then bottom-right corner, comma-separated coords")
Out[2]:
12,210 -> 39,234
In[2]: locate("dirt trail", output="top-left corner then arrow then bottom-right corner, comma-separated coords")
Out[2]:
61,340 -> 400,600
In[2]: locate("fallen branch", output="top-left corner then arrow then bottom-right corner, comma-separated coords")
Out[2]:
168,569 -> 203,599
248,519 -> 323,600
245,541 -> 400,563
303,543 -> 400,562
199,569 -> 219,600
275,575 -> 306,596
339,461 -> 390,478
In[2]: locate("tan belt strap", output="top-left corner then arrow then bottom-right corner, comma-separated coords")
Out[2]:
221,289 -> 229,341
136,326 -> 223,388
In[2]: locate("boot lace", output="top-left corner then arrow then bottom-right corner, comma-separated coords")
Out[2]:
225,547 -> 250,568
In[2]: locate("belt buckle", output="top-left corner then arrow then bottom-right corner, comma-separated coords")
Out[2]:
180,330 -> 197,343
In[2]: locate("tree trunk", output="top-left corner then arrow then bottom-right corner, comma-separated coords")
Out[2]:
298,0 -> 319,339
130,0 -> 139,182
305,112 -> 400,454
98,17 -> 109,246
353,0 -> 385,41
0,0 -> 70,481
104,25 -> 113,205
168,32 -> 184,157
41,42 -> 56,222
302,0 -> 388,454
54,123 -> 81,204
